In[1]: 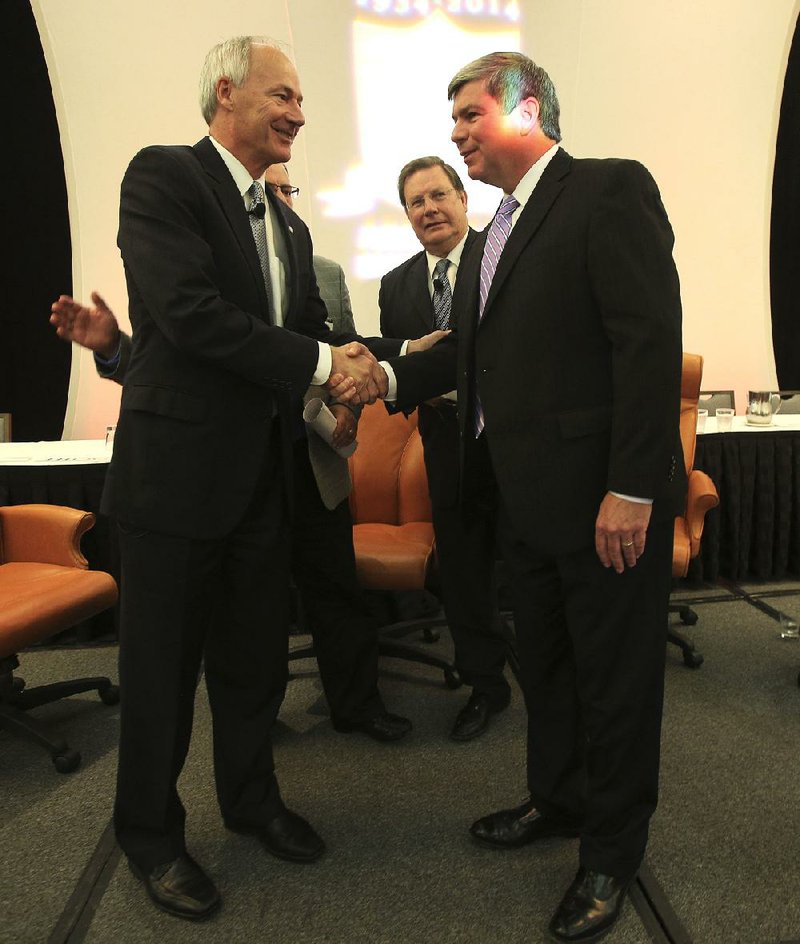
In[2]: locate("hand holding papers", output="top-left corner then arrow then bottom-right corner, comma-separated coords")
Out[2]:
303,398 -> 357,458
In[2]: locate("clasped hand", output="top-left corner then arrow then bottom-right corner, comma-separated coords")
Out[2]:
326,342 -> 388,405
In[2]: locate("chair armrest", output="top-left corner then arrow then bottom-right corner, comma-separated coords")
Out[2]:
0,504 -> 95,568
685,470 -> 719,552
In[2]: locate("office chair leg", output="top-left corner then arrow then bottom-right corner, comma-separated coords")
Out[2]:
667,627 -> 704,668
377,640 -> 461,688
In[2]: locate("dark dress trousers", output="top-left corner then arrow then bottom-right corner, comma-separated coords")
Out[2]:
391,149 -> 686,877
378,229 -> 510,705
106,137 -> 350,870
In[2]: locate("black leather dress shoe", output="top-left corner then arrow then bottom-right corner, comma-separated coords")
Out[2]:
332,711 -> 412,742
227,807 -> 325,863
470,799 -> 580,849
129,853 -> 220,921
450,691 -> 508,741
548,867 -> 633,942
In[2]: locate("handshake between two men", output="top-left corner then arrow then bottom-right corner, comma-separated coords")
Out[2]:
327,343 -> 389,405
326,331 -> 448,406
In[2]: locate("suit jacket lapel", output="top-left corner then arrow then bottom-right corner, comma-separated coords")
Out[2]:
270,193 -> 301,328
193,138 -> 269,318
479,149 -> 571,324
407,253 -> 434,334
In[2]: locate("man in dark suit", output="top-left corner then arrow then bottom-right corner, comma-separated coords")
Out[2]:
96,36 -> 385,921
374,52 -> 685,942
378,156 -> 510,741
52,163 -> 415,743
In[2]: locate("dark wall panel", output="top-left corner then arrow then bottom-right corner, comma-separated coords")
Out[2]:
0,0 -> 72,441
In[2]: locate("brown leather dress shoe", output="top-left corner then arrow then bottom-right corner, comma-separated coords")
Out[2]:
548,867 -> 633,942
227,807 -> 326,863
332,711 -> 412,742
470,799 -> 580,848
129,853 -> 220,921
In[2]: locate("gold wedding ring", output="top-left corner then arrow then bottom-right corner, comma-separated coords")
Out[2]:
623,541 -> 634,547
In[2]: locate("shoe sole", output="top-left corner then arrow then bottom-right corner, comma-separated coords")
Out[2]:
226,822 -> 326,863
470,826 -> 581,850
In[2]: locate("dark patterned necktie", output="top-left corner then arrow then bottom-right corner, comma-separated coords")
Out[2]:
475,194 -> 520,436
247,181 -> 274,319
432,258 -> 452,331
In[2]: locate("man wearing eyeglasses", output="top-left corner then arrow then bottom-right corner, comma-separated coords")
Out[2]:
378,156 -> 511,741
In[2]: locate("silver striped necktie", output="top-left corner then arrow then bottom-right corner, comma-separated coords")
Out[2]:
247,181 -> 274,320
432,258 -> 452,331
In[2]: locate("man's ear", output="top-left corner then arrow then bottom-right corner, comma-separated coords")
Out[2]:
216,76 -> 235,112
517,96 -> 541,135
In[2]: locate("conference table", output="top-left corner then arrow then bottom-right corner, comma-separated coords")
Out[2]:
0,439 -> 116,638
691,414 -> 800,582
2,416 -> 799,599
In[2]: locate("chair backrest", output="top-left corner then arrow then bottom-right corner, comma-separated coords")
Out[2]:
698,390 -> 735,415
348,404 -> 431,526
680,353 -> 703,474
775,390 -> 800,414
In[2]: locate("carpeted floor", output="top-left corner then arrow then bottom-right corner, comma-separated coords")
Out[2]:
1,584 -> 799,944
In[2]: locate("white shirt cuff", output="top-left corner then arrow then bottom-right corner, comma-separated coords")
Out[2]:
311,342 -> 332,386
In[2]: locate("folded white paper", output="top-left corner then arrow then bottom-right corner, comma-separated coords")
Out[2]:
303,398 -> 358,458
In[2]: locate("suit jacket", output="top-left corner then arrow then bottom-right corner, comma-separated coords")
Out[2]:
305,254 -> 357,510
102,256 -> 359,515
391,149 -> 685,554
378,228 -> 480,507
104,137 -> 345,539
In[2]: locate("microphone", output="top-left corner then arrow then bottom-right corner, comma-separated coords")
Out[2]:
248,201 -> 266,220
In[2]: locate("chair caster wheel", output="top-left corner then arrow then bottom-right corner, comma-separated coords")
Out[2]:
683,650 -> 704,668
444,668 -> 462,689
681,611 -> 699,626
53,750 -> 81,774
100,684 -> 120,705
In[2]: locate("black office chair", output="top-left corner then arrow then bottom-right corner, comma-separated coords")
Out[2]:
698,390 -> 735,415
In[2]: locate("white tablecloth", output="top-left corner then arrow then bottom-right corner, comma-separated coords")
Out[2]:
699,415 -> 800,435
0,440 -> 111,466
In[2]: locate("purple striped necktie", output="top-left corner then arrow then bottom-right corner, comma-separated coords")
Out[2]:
478,194 -> 519,321
474,194 -> 520,436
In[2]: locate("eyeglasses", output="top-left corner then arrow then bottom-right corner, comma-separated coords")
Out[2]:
268,184 -> 300,198
405,188 -> 455,212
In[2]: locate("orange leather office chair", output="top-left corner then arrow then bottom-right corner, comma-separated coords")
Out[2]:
290,404 -> 460,688
669,353 -> 720,667
0,504 -> 119,772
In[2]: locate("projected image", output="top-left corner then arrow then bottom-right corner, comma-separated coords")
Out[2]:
317,3 -> 522,280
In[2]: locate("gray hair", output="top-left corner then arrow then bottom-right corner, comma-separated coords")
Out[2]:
447,51 -> 561,142
397,156 -> 465,208
198,35 -> 285,125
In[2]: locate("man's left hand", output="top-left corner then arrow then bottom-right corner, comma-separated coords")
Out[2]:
329,403 -> 357,448
595,492 -> 652,574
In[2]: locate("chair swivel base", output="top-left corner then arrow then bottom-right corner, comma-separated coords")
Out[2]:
0,676 -> 119,772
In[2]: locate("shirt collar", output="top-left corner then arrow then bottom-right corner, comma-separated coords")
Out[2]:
208,135 -> 263,197
510,143 -> 560,210
425,229 -> 470,280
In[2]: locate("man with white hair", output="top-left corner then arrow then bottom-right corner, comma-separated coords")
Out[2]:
98,36 -> 384,920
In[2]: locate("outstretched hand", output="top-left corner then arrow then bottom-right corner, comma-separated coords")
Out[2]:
407,329 -> 450,353
50,292 -> 120,358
